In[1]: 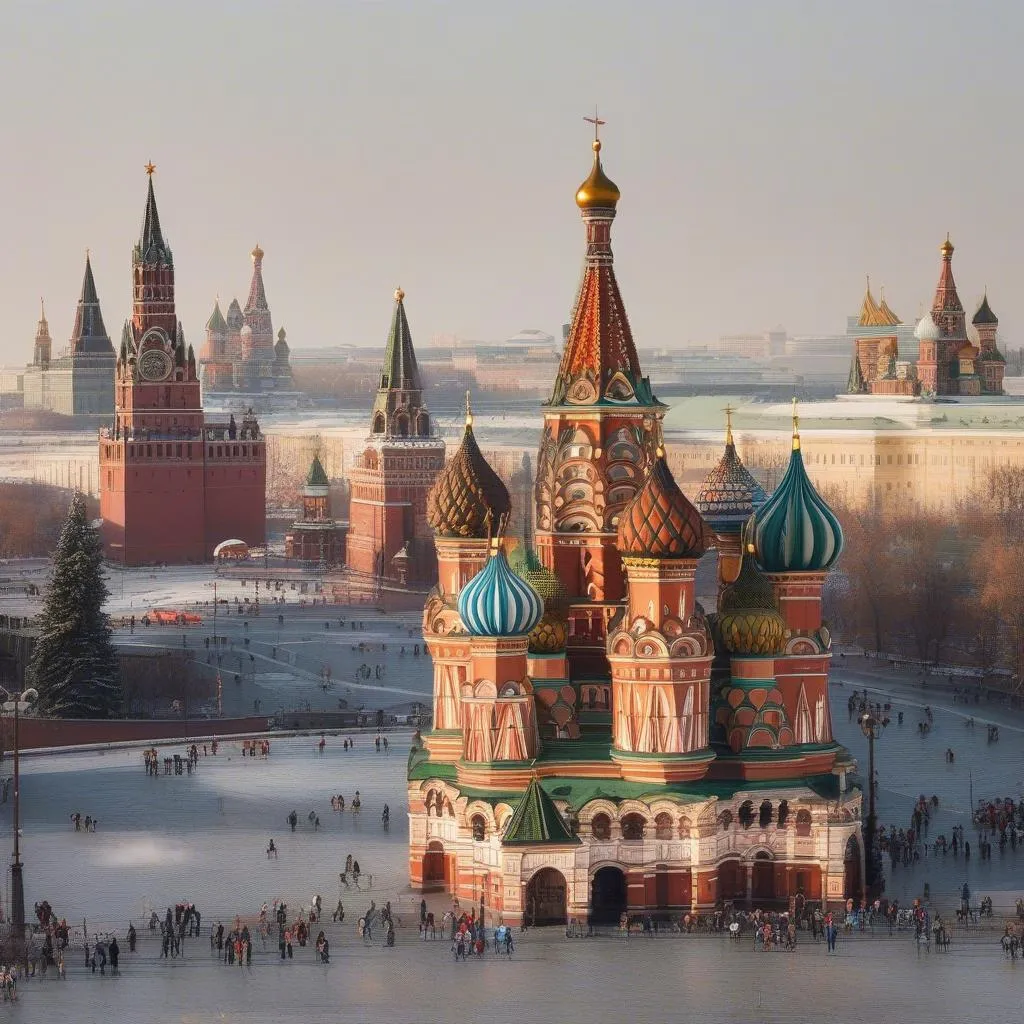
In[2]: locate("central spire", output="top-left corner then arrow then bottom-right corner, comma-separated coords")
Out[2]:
548,125 -> 656,408
70,252 -> 112,354
137,163 -> 172,266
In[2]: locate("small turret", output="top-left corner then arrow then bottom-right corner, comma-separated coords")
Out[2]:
33,297 -> 51,369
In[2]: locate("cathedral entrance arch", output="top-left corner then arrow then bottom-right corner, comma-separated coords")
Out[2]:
591,866 -> 627,925
844,835 -> 862,900
751,852 -> 776,903
422,840 -> 446,891
525,868 -> 567,927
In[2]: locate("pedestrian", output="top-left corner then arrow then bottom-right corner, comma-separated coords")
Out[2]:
109,936 -> 120,974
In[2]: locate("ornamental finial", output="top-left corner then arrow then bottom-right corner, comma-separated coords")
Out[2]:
145,161 -> 156,177
723,404 -> 735,446
394,286 -> 405,302
465,389 -> 474,428
791,397 -> 801,451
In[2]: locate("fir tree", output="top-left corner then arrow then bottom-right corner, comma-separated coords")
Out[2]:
30,493 -> 121,718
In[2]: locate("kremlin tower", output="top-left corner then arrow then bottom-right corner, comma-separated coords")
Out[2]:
407,131 -> 862,925
346,289 -> 446,583
99,166 -> 266,564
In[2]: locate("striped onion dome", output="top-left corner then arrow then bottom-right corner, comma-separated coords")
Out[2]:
749,444 -> 843,573
617,452 -> 706,559
458,547 -> 544,637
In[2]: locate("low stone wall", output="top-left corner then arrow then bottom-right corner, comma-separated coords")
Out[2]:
10,716 -> 271,751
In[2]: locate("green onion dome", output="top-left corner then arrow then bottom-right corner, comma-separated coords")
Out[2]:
749,443 -> 843,573
509,544 -> 570,653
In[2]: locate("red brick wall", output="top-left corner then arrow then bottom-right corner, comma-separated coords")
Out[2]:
12,716 -> 269,751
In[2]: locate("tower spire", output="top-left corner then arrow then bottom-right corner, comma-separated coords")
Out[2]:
70,250 -> 111,354
791,397 -> 800,451
368,287 -> 428,437
137,163 -> 172,265
723,404 -> 735,446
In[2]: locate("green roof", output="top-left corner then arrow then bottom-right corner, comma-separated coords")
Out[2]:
502,777 -> 579,846
305,454 -> 330,487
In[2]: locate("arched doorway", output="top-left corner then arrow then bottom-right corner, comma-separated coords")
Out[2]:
752,853 -> 775,903
717,859 -> 744,903
422,841 -> 446,890
591,866 -> 627,925
525,868 -> 567,927
844,835 -> 862,900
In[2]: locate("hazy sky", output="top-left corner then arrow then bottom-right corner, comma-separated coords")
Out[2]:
2,1 -> 1022,365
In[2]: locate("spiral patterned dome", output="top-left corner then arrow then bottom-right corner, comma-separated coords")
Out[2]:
715,555 -> 787,656
458,548 -> 544,637
749,446 -> 843,573
426,420 -> 511,538
696,440 -> 767,535
618,453 -> 706,559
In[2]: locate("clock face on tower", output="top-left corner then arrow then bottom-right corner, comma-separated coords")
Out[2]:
139,348 -> 172,382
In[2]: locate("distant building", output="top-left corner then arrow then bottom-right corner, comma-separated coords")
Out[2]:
198,246 -> 293,394
99,168 -> 266,565
285,454 -> 347,567
23,256 -> 115,417
346,289 -> 446,584
848,240 -> 1004,398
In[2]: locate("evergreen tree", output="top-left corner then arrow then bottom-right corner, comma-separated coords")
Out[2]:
30,493 -> 121,718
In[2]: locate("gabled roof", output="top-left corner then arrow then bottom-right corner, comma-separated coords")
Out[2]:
502,777 -> 579,846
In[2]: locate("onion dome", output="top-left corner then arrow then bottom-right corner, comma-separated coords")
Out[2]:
914,313 -> 941,342
458,547 -> 544,638
618,451 -> 706,559
749,410 -> 843,574
509,545 -> 570,653
426,399 -> 511,538
206,299 -> 228,334
715,555 -> 787,656
575,139 -> 620,210
972,292 -> 998,326
696,414 -> 767,535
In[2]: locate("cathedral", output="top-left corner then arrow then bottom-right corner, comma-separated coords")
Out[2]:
347,289 -> 446,584
407,135 -> 862,925
99,167 -> 266,565
23,255 -> 116,417
198,245 -> 293,394
848,238 -> 1004,397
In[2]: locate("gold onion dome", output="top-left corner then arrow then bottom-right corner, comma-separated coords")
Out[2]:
251,243 -> 264,262
509,545 -> 569,654
618,451 -> 706,559
715,554 -> 787,656
575,139 -> 621,210
426,405 -> 511,539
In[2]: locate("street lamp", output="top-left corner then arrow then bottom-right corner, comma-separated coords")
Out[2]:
1,686 -> 38,936
859,710 -> 889,900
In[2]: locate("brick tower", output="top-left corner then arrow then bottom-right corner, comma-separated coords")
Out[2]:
534,129 -> 663,678
347,289 -> 445,584
100,166 -> 266,564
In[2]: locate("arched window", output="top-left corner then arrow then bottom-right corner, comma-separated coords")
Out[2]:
738,801 -> 755,829
654,813 -> 673,840
795,809 -> 812,837
372,413 -> 385,434
621,813 -> 646,841
471,814 -> 486,842
393,414 -> 410,437
591,813 -> 611,841
718,810 -> 733,832
759,800 -> 773,829
416,412 -> 430,436
777,800 -> 790,830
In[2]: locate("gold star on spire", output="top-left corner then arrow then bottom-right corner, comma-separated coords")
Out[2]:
145,161 -> 156,177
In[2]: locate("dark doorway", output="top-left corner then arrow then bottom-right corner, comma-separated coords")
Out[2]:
717,859 -> 745,902
422,841 -> 445,889
591,866 -> 628,925
844,835 -> 862,900
525,868 -> 567,927
752,854 -> 775,902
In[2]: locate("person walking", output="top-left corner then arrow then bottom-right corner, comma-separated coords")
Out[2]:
825,912 -> 837,954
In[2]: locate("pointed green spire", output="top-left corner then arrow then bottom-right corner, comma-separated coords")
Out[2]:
137,167 -> 173,266
846,349 -> 865,394
70,252 -> 111,354
305,453 -> 330,488
379,287 -> 421,392
502,778 -> 579,846
206,299 -> 228,333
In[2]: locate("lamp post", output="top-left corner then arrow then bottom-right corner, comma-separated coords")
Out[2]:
1,686 -> 38,936
859,710 -> 889,900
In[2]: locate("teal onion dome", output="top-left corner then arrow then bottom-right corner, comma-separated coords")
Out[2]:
458,547 -> 544,637
749,445 -> 843,573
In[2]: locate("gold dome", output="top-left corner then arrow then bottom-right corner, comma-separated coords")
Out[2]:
940,235 -> 954,258
251,243 -> 264,262
575,140 -> 621,210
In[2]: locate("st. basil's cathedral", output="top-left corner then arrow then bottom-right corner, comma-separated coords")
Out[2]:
406,135 -> 862,925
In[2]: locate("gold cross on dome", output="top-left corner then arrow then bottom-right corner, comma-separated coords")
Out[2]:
583,107 -> 605,142
723,404 -> 735,444
145,161 -> 156,176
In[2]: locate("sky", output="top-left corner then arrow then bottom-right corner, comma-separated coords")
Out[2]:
1,0 -> 1023,365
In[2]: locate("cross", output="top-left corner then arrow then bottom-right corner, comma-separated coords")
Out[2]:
791,397 -> 800,450
145,161 -> 156,176
722,404 -> 735,444
583,107 -> 605,143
